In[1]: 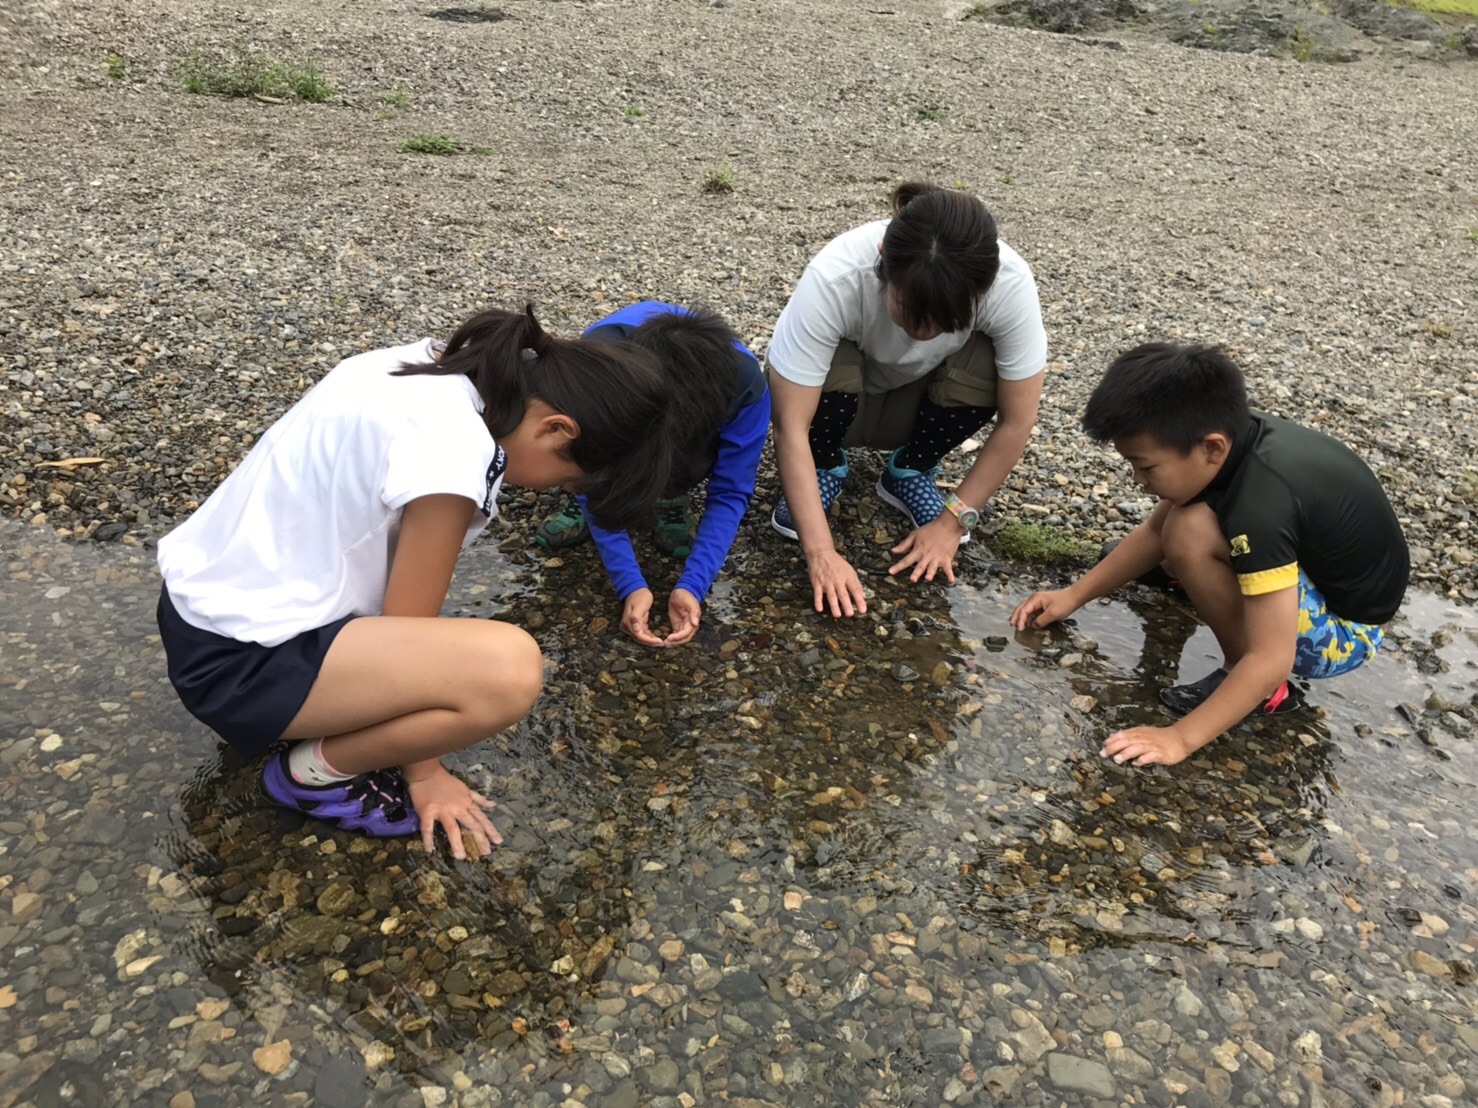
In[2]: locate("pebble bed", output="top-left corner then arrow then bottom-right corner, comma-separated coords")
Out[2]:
2,0 -> 1477,1104
1,518 -> 1476,1106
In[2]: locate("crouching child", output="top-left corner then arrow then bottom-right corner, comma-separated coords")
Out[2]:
1011,343 -> 1409,766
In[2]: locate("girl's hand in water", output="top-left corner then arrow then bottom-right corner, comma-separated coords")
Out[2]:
807,549 -> 868,618
621,588 -> 666,647
405,763 -> 501,859
664,588 -> 701,646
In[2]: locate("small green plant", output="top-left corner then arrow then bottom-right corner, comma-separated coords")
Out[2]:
400,133 -> 461,155
966,0 -> 992,16
623,104 -> 646,117
382,86 -> 411,110
286,57 -> 333,102
179,46 -> 334,102
702,163 -> 736,194
1287,26 -> 1320,62
916,104 -> 942,122
1466,225 -> 1478,243
1202,23 -> 1219,34
991,522 -> 1095,563
105,54 -> 126,80
466,145 -> 493,156
1000,173 -> 1017,186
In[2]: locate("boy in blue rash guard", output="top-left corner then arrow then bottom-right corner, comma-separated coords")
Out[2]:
535,302 -> 770,646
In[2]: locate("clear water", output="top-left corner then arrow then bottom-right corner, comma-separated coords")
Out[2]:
1,519 -> 1474,1106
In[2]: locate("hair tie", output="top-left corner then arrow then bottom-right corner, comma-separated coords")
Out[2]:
520,347 -> 539,363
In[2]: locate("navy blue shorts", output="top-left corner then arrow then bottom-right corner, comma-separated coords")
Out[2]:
157,585 -> 357,758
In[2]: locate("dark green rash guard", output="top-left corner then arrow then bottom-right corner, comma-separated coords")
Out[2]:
1191,412 -> 1409,625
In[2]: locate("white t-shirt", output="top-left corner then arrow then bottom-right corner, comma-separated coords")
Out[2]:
766,219 -> 1048,393
158,339 -> 504,646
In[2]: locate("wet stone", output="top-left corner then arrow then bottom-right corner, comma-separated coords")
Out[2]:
1046,1053 -> 1116,1098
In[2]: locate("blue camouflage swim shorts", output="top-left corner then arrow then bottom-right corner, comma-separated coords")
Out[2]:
1293,570 -> 1383,679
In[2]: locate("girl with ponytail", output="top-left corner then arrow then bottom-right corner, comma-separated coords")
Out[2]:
156,304 -> 670,856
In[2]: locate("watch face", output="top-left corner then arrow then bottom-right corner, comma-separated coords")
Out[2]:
957,507 -> 981,529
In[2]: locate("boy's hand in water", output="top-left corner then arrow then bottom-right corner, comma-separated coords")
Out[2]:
808,549 -> 868,618
405,763 -> 502,859
1010,588 -> 1079,630
664,588 -> 701,646
621,588 -> 666,647
1100,724 -> 1194,767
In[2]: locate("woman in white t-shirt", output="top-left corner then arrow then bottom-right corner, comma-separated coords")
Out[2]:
767,182 -> 1048,618
156,306 -> 671,858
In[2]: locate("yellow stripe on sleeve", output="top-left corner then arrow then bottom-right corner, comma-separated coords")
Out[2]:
1238,562 -> 1299,596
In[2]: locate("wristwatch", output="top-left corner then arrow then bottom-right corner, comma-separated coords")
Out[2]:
944,493 -> 981,531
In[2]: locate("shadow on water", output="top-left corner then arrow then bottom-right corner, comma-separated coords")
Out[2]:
2,516 -> 1476,1105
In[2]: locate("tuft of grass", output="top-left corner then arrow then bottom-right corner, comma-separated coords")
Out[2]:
1202,23 -> 1219,34
105,54 -> 126,80
702,163 -> 736,194
1287,26 -> 1320,62
1457,470 -> 1478,507
400,133 -> 462,155
1000,172 -> 1017,185
965,0 -> 992,16
1466,225 -> 1478,243
1392,0 -> 1478,15
179,46 -> 334,102
623,104 -> 646,117
1426,319 -> 1453,339
916,104 -> 942,122
382,86 -> 411,109
992,522 -> 1095,563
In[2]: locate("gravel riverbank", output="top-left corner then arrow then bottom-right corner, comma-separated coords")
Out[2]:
2,0 -> 1477,600
3,5 -> 1478,1105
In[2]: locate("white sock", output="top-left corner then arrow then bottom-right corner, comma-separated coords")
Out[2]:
287,739 -> 354,786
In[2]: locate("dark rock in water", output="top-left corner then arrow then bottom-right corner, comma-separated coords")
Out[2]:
1277,835 -> 1316,868
69,814 -> 128,846
92,522 -> 128,542
313,1056 -> 368,1108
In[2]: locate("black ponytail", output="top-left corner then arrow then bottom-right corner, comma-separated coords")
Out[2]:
397,304 -> 673,532
877,180 -> 1000,336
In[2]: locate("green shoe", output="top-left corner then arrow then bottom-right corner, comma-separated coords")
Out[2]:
535,499 -> 590,550
653,495 -> 697,558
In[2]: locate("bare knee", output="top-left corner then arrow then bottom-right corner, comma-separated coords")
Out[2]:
468,624 -> 543,731
1161,503 -> 1227,574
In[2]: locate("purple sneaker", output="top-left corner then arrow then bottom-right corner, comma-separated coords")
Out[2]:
261,747 -> 420,838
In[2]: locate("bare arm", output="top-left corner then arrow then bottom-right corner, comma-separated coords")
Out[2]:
953,371 -> 1045,513
769,371 -> 869,616
1177,586 -> 1297,751
382,494 -> 476,617
381,494 -> 476,782
1102,585 -> 1297,766
1067,501 -> 1172,606
769,371 -> 833,556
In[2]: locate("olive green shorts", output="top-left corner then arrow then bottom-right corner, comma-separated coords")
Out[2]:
770,333 -> 999,451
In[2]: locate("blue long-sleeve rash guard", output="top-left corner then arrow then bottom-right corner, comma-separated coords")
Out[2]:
579,301 -> 769,604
